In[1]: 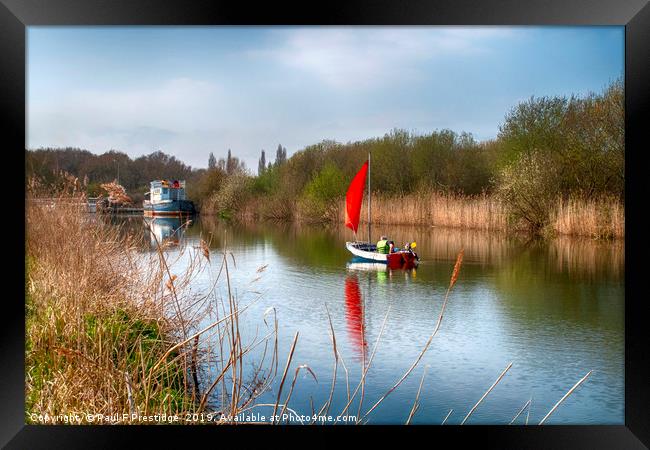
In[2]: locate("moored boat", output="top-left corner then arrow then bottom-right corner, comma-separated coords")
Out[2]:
143,179 -> 195,217
343,155 -> 419,266
346,242 -> 419,268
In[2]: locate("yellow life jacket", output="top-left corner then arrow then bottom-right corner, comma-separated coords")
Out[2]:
376,239 -> 389,254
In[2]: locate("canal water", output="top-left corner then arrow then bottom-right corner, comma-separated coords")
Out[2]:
114,215 -> 624,425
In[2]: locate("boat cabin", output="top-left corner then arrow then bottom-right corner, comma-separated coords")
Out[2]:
144,180 -> 187,204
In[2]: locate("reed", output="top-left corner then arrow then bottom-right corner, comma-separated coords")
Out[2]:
26,185 -> 279,423
334,190 -> 623,239
460,362 -> 513,425
509,397 -> 532,425
359,248 -> 464,421
405,365 -> 429,425
539,371 -> 592,425
550,195 -> 624,239
339,190 -> 508,231
233,188 -> 623,239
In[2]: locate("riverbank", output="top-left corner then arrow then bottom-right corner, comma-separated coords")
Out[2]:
233,191 -> 623,240
25,197 -> 277,423
26,201 -> 186,421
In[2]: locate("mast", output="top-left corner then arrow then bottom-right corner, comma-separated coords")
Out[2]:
367,151 -> 371,244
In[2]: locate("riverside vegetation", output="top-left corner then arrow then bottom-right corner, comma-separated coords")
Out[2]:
26,80 -> 623,238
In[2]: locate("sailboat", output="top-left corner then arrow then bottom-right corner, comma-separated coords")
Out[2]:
344,154 -> 419,268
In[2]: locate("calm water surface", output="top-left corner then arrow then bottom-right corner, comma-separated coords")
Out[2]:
116,215 -> 624,425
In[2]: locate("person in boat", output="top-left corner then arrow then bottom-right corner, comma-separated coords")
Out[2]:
403,241 -> 419,260
376,236 -> 395,254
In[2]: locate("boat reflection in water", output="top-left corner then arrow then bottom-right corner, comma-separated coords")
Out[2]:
143,216 -> 191,249
344,275 -> 367,360
346,257 -> 417,283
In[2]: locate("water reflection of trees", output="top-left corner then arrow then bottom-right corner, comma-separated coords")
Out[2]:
492,238 -> 624,338
195,217 -> 623,282
195,215 -> 349,268
195,218 -> 623,349
548,237 -> 623,281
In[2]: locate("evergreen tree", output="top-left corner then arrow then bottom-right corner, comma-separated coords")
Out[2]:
226,149 -> 233,174
258,150 -> 266,175
275,144 -> 287,166
208,152 -> 216,170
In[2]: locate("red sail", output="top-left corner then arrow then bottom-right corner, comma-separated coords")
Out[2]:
345,160 -> 368,234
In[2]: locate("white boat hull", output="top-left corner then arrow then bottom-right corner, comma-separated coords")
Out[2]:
346,242 -> 387,262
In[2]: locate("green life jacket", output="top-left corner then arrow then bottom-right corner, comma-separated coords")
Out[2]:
377,239 -> 389,254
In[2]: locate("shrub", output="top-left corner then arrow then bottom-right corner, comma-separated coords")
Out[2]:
299,163 -> 346,222
496,152 -> 562,232
206,173 -> 252,218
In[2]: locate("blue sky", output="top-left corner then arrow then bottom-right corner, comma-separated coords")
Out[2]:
27,26 -> 624,170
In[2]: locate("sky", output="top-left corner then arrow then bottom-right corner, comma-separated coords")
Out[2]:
27,26 -> 624,171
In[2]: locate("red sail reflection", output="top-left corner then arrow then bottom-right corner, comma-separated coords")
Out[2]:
344,275 -> 367,359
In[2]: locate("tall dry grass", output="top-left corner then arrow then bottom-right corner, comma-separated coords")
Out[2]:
26,186 -> 280,423
550,195 -> 624,239
232,187 -> 623,240
338,191 -> 508,231
333,191 -> 623,239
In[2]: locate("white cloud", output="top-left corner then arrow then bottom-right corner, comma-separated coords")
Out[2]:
252,27 -> 513,89
67,77 -> 222,131
28,77 -> 228,159
27,28 -> 519,168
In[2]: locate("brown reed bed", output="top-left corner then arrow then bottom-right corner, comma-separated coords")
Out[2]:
231,188 -> 623,240
334,191 -> 623,239
550,195 -> 624,239
337,191 -> 508,232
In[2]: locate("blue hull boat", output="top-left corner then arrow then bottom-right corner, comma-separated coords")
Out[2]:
143,180 -> 195,217
143,199 -> 195,216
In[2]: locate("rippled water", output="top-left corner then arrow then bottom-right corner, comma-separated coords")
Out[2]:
115,215 -> 624,425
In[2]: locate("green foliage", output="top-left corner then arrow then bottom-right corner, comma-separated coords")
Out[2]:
187,168 -> 227,211
252,164 -> 280,195
86,182 -> 104,197
303,163 -> 346,204
369,129 -> 413,193
496,152 -> 562,231
206,173 -> 252,217
498,96 -> 568,166
491,79 -> 624,233
299,163 -> 347,222
84,309 -> 164,370
496,80 -> 624,198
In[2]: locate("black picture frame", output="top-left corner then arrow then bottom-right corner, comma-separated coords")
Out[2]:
3,0 -> 649,447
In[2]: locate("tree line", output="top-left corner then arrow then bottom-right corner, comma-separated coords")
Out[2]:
26,79 -> 623,232
197,80 -> 623,230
